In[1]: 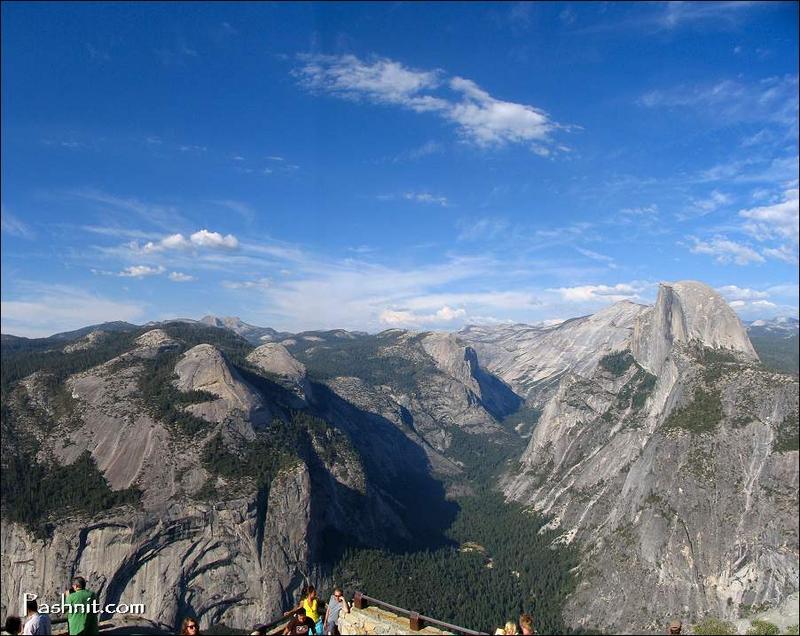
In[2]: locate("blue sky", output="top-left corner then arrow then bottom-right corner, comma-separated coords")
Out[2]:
1,1 -> 798,337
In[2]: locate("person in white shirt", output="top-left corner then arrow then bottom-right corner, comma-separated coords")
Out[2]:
22,600 -> 51,636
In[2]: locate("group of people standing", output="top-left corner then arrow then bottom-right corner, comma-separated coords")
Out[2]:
179,584 -> 350,636
279,585 -> 349,636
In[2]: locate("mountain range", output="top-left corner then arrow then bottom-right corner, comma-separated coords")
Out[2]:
0,281 -> 797,634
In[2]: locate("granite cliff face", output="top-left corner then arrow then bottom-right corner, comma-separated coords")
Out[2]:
490,281 -> 798,633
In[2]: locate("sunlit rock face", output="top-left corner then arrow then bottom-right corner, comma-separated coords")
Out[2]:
497,281 -> 797,634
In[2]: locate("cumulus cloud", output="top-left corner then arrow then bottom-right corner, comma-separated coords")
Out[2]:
379,305 -> 466,326
294,53 -> 563,152
119,265 -> 166,277
689,236 -> 765,265
142,229 -> 239,253
447,76 -> 553,146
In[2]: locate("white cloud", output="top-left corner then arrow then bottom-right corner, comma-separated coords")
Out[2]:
575,247 -> 616,267
1,284 -> 145,338
716,285 -> 769,301
692,190 -> 731,212
222,278 -> 272,290
762,245 -> 798,264
142,229 -> 239,253
168,271 -> 195,282
295,53 -> 445,112
732,187 -> 799,264
689,236 -> 765,265
379,305 -> 466,326
294,53 -> 563,152
403,192 -> 449,206
730,299 -> 777,310
119,265 -> 166,277
549,283 -> 645,303
739,188 -> 799,245
447,76 -> 553,147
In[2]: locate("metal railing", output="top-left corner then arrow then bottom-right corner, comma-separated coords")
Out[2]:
352,591 -> 488,635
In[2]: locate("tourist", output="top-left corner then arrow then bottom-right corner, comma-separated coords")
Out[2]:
323,588 -> 349,635
668,620 -> 682,634
285,586 -> 322,636
22,600 -> 51,635
519,613 -> 534,635
180,617 -> 200,635
1,617 -> 22,635
282,608 -> 316,636
503,620 -> 519,635
65,577 -> 98,636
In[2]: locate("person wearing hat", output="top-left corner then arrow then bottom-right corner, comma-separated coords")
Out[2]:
668,619 -> 682,634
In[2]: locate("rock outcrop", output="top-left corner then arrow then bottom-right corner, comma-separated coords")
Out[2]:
633,281 -> 758,377
247,343 -> 312,403
174,344 -> 270,429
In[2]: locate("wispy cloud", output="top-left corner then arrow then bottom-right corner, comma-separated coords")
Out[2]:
389,140 -> 443,163
578,1 -> 769,35
294,53 -> 565,152
1,283 -> 146,338
640,75 -> 799,128
688,236 -> 765,265
575,247 -> 616,268
211,200 -> 256,223
155,38 -> 198,66
222,277 -> 271,291
70,189 -> 186,231
168,271 -> 195,282
379,191 -> 449,207
548,282 -> 648,303
457,217 -> 510,242
1,206 -> 34,238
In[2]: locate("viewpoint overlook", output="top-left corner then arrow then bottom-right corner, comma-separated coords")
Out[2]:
1,280 -> 797,635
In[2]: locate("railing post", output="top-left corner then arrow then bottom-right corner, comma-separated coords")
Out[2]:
409,611 -> 423,631
353,592 -> 366,610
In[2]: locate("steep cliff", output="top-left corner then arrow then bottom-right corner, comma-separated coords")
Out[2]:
501,281 -> 798,633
